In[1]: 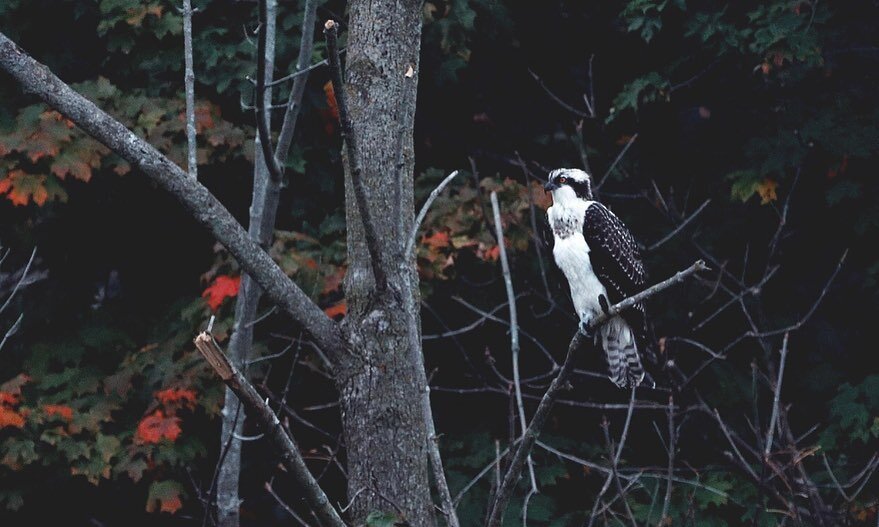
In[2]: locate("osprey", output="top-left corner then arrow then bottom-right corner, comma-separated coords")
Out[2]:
544,168 -> 650,388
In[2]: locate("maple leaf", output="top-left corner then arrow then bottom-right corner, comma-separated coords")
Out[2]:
324,301 -> 346,319
482,244 -> 501,262
0,407 -> 25,429
422,230 -> 451,249
0,170 -> 50,206
0,392 -> 20,406
756,179 -> 779,204
146,480 -> 185,515
135,410 -> 182,444
43,404 -> 74,422
201,275 -> 241,311
155,388 -> 196,410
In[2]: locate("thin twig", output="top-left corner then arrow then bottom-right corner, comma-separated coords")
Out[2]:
406,170 -> 461,258
527,68 -> 592,118
491,191 -> 540,515
595,134 -> 638,190
265,481 -> 310,526
644,199 -> 711,253
0,247 -> 36,316
660,394 -> 675,525
764,332 -> 790,458
0,313 -> 23,353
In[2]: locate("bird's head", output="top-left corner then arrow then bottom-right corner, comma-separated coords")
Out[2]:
544,168 -> 593,201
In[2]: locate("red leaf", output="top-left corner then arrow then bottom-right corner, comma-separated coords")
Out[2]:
323,301 -> 346,319
201,275 -> 241,311
0,407 -> 25,429
156,388 -> 196,410
43,404 -> 74,422
422,230 -> 450,249
136,410 -> 182,444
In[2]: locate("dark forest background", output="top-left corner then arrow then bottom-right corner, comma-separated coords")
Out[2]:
1,0 -> 878,525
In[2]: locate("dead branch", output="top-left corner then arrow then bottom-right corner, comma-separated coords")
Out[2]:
194,332 -> 345,527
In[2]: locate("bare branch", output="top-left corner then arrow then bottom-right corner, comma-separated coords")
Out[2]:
485,260 -> 706,527
644,199 -> 711,253
660,395 -> 675,525
527,68 -> 592,118
275,0 -> 318,165
0,313 -> 23,353
182,0 -> 198,179
490,191 -> 539,518
323,19 -> 388,291
255,0 -> 284,181
193,333 -> 346,527
0,247 -> 36,316
595,133 -> 639,191
406,170 -> 461,258
0,32 -> 345,357
764,332 -> 790,458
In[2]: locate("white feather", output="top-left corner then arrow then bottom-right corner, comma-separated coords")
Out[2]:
547,189 -> 605,322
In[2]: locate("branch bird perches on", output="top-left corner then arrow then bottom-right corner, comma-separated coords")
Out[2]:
485,259 -> 708,527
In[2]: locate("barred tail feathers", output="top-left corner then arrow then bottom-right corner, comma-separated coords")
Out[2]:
601,317 -> 645,388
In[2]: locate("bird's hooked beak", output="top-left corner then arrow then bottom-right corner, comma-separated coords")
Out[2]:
544,180 -> 558,192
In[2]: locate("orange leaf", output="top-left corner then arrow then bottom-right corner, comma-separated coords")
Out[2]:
0,392 -> 19,406
323,301 -> 346,319
201,275 -> 241,311
0,407 -> 25,429
756,179 -> 778,204
136,410 -> 182,444
156,388 -> 197,410
43,404 -> 74,422
422,230 -> 450,249
0,170 -> 53,207
159,495 -> 183,514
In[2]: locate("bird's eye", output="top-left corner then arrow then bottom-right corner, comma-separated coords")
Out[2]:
558,177 -> 567,184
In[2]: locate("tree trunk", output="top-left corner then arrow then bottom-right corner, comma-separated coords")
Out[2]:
335,0 -> 433,524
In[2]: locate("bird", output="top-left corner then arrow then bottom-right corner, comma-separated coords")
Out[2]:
544,168 -> 651,388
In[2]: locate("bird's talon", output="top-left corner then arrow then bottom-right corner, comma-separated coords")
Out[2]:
598,294 -> 611,315
579,313 -> 596,338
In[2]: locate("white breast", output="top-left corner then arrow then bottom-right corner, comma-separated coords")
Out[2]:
548,197 -> 607,322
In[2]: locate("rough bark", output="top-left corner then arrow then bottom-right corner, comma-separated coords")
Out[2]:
332,1 -> 435,525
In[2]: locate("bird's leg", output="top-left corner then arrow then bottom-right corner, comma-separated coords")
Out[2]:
598,294 -> 611,316
579,311 -> 596,339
